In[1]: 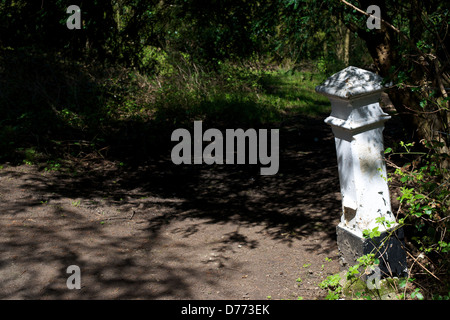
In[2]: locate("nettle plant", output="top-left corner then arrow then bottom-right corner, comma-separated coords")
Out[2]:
385,139 -> 449,257
384,139 -> 449,298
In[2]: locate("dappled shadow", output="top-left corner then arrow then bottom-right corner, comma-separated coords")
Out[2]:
0,52 -> 345,298
0,219 -> 211,299
315,66 -> 387,100
0,111 -> 343,299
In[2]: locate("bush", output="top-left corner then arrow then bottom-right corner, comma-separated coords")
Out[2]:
384,139 -> 450,298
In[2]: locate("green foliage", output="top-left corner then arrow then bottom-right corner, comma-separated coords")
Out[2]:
383,139 -> 450,298
152,59 -> 328,127
153,60 -> 267,126
362,226 -> 381,239
348,136 -> 450,300
319,253 -> 400,300
319,274 -> 342,300
386,140 -> 449,251
410,288 -> 424,300
0,35 -> 328,162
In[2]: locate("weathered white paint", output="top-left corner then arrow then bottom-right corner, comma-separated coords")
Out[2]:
316,66 -> 395,237
316,67 -> 407,277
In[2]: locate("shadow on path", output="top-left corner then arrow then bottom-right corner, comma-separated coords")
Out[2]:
0,114 -> 342,299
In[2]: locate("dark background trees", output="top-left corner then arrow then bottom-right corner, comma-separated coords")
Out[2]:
2,1 -> 447,148
1,0 -> 448,171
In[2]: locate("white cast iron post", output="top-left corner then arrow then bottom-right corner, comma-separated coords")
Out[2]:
316,66 -> 407,277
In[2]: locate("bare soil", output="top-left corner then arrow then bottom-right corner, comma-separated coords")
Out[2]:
0,115 -> 349,300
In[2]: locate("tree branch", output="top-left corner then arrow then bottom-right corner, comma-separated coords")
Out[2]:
434,59 -> 450,109
338,0 -> 424,58
338,0 -> 401,34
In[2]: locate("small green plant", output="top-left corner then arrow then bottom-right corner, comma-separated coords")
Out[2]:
345,254 -> 380,285
44,160 -> 61,172
71,200 -> 81,207
319,252 -> 395,300
374,216 -> 396,229
319,274 -> 342,300
410,288 -> 424,300
362,226 -> 381,239
20,147 -> 38,165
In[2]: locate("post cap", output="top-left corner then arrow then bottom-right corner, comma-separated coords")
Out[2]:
315,66 -> 389,99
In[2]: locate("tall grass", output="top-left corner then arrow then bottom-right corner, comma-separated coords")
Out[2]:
257,69 -> 330,117
149,53 -> 330,127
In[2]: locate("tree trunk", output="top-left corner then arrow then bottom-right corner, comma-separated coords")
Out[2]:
343,28 -> 350,66
336,19 -> 350,65
350,2 -> 449,167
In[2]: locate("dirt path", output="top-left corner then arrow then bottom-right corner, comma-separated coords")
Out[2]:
0,115 -> 343,300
